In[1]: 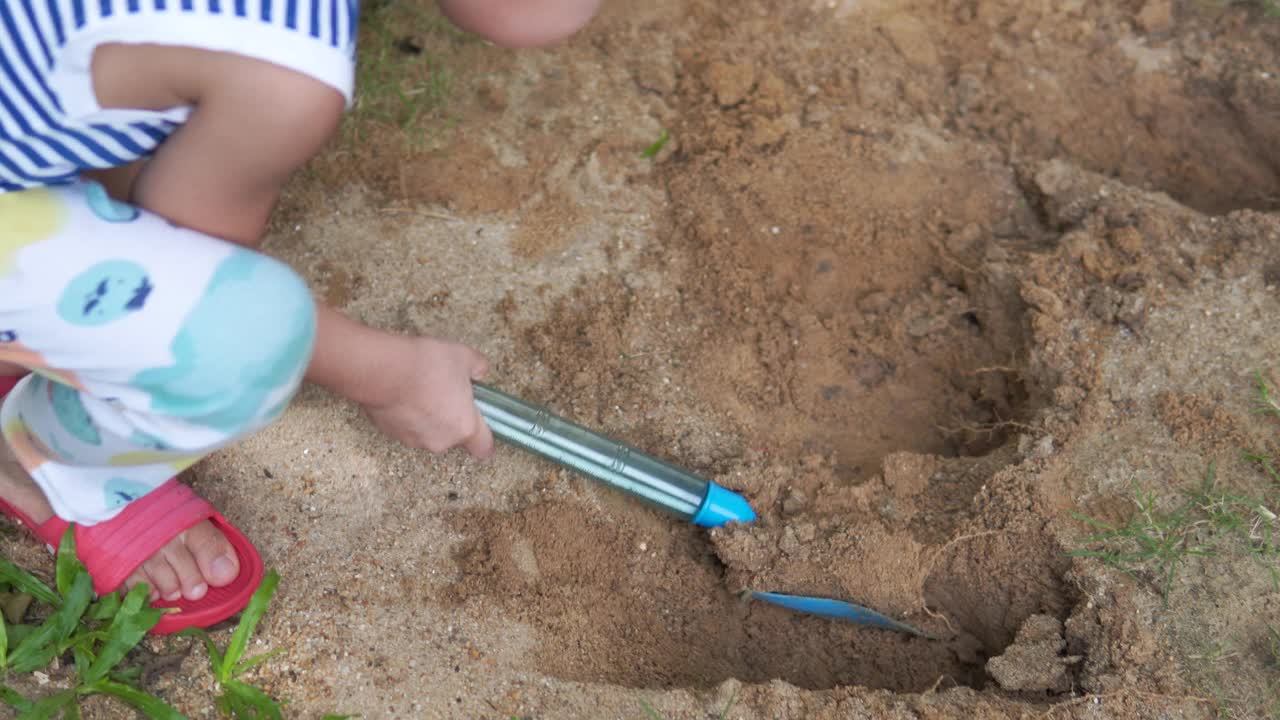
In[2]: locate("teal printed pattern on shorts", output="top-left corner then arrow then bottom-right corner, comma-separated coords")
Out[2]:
128,429 -> 171,451
104,478 -> 155,510
85,183 -> 142,223
0,182 -> 316,526
48,381 -> 101,446
132,250 -> 316,433
57,260 -> 155,326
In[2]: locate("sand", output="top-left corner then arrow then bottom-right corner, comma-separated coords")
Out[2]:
4,0 -> 1280,717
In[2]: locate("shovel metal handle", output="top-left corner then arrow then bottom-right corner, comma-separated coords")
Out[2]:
473,382 -> 755,526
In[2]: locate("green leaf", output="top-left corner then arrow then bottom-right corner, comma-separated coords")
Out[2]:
88,592 -> 123,622
176,627 -> 223,671
5,623 -> 34,649
222,679 -> 284,720
54,526 -> 81,598
0,557 -> 58,607
640,128 -> 670,159
639,699 -> 666,720
1069,511 -> 1117,531
0,684 -> 33,712
6,625 -> 57,675
15,689 -> 75,720
8,570 -> 92,673
84,583 -> 162,685
108,664 -> 143,685
89,679 -> 187,720
233,647 -> 284,676
55,570 -> 93,635
70,628 -> 109,645
72,642 -> 93,678
220,570 -> 279,681
0,601 -> 7,669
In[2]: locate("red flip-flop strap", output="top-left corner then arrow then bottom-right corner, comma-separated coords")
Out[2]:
0,376 -> 20,397
1,376 -> 264,632
73,479 -> 215,596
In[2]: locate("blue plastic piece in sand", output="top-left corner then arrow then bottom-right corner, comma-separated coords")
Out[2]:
692,482 -> 757,527
751,591 -> 932,638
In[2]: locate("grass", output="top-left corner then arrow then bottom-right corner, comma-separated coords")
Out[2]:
1070,373 -> 1280,717
1070,373 -> 1280,602
640,130 -> 670,159
1069,476 -> 1216,603
1186,626 -> 1280,719
0,527 -> 297,718
344,0 -> 471,149
1070,465 -> 1280,602
179,572 -> 285,719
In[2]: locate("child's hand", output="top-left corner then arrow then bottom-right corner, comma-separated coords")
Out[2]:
358,336 -> 494,458
306,305 -> 495,458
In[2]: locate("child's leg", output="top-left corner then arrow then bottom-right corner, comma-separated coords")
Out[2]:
0,182 -> 315,600
91,44 -> 346,247
436,0 -> 604,48
11,45 -> 345,602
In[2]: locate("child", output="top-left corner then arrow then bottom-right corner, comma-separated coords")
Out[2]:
0,0 -> 602,633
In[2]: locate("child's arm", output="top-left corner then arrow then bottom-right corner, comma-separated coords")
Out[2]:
306,304 -> 494,457
102,49 -> 493,458
436,0 -> 603,48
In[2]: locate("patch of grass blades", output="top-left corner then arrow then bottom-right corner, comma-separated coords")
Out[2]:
0,528 -> 307,718
0,526 -> 181,718
1070,462 -> 1279,603
1252,370 -> 1280,420
1070,481 -> 1212,603
347,0 -> 470,148
180,571 -> 286,719
1073,373 -> 1280,602
1189,626 -> 1280,719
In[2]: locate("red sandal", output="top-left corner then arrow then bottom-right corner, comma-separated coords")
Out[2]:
0,374 -> 264,634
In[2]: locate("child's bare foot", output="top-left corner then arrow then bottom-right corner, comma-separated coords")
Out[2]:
0,441 -> 238,603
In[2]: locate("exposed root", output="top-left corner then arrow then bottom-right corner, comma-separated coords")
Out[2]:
914,529 -> 1013,632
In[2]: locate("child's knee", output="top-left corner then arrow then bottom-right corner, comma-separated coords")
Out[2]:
133,250 -> 316,434
439,0 -> 602,48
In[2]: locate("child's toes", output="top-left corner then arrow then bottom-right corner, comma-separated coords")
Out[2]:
124,567 -> 160,602
167,545 -> 209,601
183,520 -> 239,588
140,555 -> 182,602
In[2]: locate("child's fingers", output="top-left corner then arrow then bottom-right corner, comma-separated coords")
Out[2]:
468,349 -> 490,381
464,404 -> 495,459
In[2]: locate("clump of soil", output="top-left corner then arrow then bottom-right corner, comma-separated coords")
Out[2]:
987,614 -> 1079,693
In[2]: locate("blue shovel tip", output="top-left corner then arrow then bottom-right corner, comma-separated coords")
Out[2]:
691,482 -> 757,527
751,591 -> 934,638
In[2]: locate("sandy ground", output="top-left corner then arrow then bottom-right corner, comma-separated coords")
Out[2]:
5,0 -> 1280,718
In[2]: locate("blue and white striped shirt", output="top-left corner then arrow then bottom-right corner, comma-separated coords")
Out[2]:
0,0 -> 359,193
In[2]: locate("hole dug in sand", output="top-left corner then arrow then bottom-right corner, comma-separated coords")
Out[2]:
444,446 -> 1075,693
441,132 -> 1073,691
